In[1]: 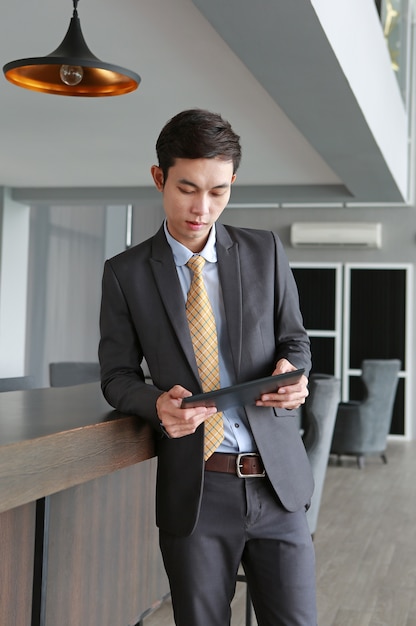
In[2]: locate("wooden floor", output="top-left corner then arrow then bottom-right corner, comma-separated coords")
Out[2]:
144,440 -> 416,625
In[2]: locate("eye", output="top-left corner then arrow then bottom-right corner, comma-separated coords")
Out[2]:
178,186 -> 195,195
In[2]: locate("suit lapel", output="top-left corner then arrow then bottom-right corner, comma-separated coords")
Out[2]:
216,224 -> 243,380
149,227 -> 201,385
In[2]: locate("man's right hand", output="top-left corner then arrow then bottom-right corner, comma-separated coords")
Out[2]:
156,385 -> 217,439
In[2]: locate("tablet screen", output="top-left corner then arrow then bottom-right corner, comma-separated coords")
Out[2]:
181,368 -> 305,412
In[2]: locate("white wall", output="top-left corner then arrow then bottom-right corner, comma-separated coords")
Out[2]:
311,0 -> 408,197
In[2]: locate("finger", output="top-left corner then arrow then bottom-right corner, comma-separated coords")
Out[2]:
163,405 -> 217,435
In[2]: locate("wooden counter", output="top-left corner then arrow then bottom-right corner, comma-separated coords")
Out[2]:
0,383 -> 168,626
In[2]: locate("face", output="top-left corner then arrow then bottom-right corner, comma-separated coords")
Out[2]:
151,157 -> 236,253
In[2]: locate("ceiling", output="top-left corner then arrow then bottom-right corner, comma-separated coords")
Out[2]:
0,0 -> 410,204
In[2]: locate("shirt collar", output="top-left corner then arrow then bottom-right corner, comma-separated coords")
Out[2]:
164,220 -> 217,266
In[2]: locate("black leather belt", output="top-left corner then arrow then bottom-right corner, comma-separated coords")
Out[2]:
205,452 -> 266,478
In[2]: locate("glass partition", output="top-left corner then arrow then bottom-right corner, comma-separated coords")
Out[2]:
378,0 -> 412,106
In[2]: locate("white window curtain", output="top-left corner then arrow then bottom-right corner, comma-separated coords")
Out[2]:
26,204 -> 126,387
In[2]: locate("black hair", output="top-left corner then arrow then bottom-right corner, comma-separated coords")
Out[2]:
155,108 -> 242,181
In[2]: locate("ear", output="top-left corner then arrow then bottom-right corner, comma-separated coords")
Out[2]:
151,165 -> 164,191
231,174 -> 237,184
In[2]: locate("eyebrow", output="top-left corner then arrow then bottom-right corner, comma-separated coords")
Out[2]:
178,178 -> 230,190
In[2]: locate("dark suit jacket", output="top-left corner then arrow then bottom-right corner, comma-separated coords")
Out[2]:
99,223 -> 313,536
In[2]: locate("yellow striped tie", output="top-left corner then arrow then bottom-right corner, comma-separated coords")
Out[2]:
186,255 -> 224,460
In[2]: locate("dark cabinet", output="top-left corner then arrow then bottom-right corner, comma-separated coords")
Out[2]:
292,264 -> 341,378
291,263 -> 411,437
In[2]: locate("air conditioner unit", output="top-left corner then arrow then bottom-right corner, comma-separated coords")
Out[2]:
290,222 -> 382,248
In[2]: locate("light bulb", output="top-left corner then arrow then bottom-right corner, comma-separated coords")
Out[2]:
60,65 -> 84,86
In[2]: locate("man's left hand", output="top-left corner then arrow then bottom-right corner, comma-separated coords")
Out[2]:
255,358 -> 308,410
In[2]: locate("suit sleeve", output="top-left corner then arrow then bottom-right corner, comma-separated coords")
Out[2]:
98,259 -> 163,429
273,233 -> 311,375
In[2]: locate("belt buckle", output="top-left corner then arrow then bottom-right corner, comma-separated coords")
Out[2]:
236,453 -> 266,478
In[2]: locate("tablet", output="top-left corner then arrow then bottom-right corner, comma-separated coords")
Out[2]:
181,368 -> 305,412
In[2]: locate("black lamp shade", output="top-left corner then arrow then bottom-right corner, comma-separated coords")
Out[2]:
3,10 -> 141,96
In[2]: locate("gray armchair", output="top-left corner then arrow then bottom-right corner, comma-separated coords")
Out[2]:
49,362 -> 100,387
330,359 -> 401,468
303,374 -> 341,537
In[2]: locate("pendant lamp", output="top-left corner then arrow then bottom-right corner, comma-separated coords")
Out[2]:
2,0 -> 141,97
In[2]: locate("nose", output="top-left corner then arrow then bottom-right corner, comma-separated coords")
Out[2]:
191,193 -> 209,215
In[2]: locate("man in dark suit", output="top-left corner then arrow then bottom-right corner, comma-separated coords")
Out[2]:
99,109 -> 317,625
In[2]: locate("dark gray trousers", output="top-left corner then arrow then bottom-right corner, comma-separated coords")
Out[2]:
159,471 -> 317,626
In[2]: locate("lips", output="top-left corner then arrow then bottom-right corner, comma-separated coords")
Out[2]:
187,220 -> 206,228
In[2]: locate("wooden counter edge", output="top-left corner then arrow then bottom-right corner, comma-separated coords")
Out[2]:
0,415 -> 156,513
